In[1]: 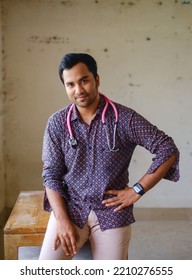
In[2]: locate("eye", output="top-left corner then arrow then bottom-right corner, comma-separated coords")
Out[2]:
81,78 -> 89,85
66,83 -> 74,88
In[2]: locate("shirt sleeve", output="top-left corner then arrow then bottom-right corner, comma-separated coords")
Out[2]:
42,114 -> 68,211
129,111 -> 180,182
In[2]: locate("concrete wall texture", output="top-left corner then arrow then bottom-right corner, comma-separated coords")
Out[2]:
0,0 -> 192,213
0,3 -> 5,217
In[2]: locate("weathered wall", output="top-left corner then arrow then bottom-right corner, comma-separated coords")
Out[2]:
1,0 -> 192,208
0,1 -> 5,222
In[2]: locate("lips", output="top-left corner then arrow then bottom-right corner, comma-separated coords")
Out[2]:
76,95 -> 88,101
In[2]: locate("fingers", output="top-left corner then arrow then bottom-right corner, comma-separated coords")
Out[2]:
102,189 -> 134,212
53,229 -> 79,257
113,203 -> 126,212
60,235 -> 77,257
102,196 -> 120,207
104,190 -> 119,195
102,190 -> 122,206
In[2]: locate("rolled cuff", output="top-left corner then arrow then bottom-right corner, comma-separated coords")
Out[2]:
147,148 -> 180,182
43,180 -> 68,211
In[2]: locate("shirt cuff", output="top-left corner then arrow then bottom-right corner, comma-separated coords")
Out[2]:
43,180 -> 68,211
147,149 -> 180,182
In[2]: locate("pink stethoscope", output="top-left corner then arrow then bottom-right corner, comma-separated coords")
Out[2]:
67,94 -> 119,152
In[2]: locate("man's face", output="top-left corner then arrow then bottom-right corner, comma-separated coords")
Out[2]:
63,62 -> 100,109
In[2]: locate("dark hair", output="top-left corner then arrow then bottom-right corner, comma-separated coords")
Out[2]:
58,53 -> 98,84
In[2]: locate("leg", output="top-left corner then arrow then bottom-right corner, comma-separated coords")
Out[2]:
88,211 -> 131,260
39,212 -> 90,260
4,234 -> 18,260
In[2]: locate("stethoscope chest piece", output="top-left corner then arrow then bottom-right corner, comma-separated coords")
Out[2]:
69,137 -> 78,149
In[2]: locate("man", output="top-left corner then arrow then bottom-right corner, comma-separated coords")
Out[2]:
39,53 -> 179,260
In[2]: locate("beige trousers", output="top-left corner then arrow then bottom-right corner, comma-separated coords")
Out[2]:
39,210 -> 131,260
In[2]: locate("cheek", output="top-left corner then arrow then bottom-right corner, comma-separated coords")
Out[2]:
66,89 -> 74,99
87,84 -> 98,93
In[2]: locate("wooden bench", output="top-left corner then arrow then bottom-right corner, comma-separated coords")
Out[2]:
4,191 -> 50,260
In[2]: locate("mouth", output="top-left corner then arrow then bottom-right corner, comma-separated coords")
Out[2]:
75,95 -> 88,101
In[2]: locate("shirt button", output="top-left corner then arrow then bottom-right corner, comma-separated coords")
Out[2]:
89,146 -> 92,150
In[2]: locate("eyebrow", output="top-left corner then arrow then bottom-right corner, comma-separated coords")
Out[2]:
78,75 -> 90,82
65,75 -> 90,85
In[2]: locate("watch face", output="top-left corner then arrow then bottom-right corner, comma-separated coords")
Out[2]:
134,185 -> 142,193
133,183 -> 145,195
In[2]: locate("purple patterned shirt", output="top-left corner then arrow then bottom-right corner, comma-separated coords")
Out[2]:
42,95 -> 179,231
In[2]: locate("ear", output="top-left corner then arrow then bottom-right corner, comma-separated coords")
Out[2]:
95,74 -> 100,87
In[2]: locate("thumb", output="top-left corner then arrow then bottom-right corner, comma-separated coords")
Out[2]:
53,234 -> 61,251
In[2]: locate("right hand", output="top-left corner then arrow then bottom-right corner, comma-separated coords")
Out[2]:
54,218 -> 80,257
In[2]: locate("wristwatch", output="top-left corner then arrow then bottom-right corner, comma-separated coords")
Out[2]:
133,183 -> 145,196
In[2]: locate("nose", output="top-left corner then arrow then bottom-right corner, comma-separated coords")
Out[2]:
75,83 -> 84,94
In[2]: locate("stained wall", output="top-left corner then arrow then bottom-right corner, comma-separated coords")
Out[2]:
1,0 -> 192,208
0,2 -> 5,223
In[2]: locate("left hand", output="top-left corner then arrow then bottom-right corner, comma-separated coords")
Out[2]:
102,187 -> 141,212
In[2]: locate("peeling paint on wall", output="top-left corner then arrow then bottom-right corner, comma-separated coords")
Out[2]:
175,0 -> 192,4
28,35 -> 70,44
181,1 -> 191,4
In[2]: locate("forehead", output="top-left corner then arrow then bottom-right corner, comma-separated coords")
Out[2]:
63,62 -> 92,83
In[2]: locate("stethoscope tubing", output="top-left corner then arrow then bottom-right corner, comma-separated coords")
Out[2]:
67,94 -> 119,151
101,94 -> 118,124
